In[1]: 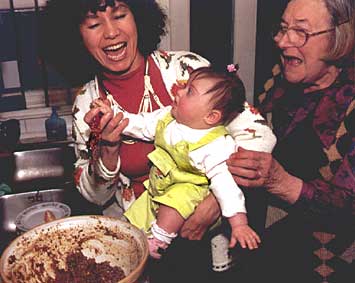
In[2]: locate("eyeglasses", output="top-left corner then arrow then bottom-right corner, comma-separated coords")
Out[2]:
271,21 -> 349,47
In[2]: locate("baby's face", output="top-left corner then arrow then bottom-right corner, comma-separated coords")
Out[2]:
171,76 -> 216,129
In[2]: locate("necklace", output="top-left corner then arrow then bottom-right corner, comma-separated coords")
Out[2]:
96,59 -> 165,144
139,60 -> 165,112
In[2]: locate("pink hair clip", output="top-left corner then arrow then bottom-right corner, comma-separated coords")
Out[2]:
227,63 -> 239,73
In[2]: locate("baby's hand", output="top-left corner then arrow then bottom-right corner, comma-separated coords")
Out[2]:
229,224 -> 261,249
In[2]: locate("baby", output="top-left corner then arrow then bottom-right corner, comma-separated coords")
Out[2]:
92,66 -> 276,259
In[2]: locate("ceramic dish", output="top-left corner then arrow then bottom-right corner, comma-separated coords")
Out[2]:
14,201 -> 71,232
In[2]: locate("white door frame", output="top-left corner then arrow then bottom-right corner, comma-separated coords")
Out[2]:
233,0 -> 258,102
157,0 -> 190,51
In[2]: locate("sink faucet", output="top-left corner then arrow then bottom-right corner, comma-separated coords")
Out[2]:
27,190 -> 43,203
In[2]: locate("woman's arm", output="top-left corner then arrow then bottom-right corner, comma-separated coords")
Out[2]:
227,148 -> 302,204
84,104 -> 127,171
226,102 -> 276,153
225,101 -> 302,203
227,101 -> 355,216
72,87 -> 127,205
227,142 -> 355,217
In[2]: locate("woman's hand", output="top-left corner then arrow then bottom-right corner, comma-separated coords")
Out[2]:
85,99 -> 128,143
227,147 -> 302,204
226,147 -> 273,188
180,194 -> 221,240
84,99 -> 129,171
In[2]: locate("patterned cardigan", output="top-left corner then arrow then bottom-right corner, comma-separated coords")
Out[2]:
256,59 -> 355,281
258,62 -> 354,220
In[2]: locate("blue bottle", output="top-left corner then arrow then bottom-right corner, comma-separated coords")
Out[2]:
45,107 -> 67,141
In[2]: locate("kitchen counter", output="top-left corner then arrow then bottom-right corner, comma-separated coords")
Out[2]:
14,137 -> 74,150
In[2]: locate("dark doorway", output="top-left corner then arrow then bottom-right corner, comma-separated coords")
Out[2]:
190,0 -> 234,72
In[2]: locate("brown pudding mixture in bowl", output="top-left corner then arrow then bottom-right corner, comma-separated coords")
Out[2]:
53,251 -> 125,283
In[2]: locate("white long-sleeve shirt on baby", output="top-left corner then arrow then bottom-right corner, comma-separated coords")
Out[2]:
119,106 -> 246,217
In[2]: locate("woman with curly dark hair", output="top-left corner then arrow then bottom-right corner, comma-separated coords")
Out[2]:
41,1 -> 276,282
41,0 -> 168,85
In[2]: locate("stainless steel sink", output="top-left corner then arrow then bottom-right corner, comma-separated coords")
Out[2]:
0,144 -> 76,193
13,148 -> 68,183
0,189 -> 66,253
0,143 -> 104,254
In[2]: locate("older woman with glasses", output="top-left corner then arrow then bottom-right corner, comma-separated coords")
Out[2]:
224,0 -> 354,282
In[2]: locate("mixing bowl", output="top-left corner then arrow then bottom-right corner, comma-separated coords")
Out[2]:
0,215 -> 148,283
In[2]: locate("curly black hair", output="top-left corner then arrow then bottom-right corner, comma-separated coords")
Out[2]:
40,0 -> 167,86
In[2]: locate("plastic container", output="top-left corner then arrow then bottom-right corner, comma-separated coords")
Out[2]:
45,107 -> 67,141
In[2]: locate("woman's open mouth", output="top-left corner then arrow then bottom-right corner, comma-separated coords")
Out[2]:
103,42 -> 127,61
282,54 -> 303,67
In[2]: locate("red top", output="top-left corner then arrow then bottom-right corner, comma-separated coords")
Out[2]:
100,56 -> 173,196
